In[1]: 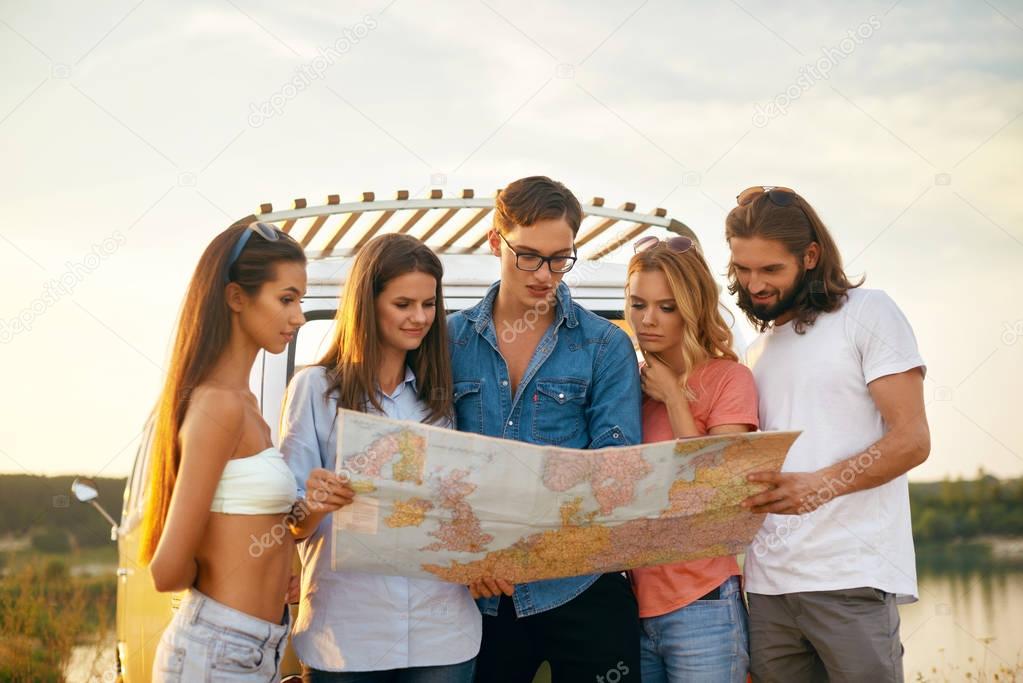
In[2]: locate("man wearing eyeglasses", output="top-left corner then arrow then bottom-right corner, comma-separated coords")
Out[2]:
727,186 -> 930,682
447,176 -> 642,682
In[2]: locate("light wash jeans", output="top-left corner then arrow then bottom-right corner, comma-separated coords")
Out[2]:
639,575 -> 750,683
152,587 -> 290,682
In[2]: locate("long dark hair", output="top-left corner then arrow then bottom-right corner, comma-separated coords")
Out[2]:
317,233 -> 452,424
725,192 -> 862,334
139,219 -> 306,564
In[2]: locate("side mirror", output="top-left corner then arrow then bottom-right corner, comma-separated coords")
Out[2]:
70,476 -> 119,540
72,477 -> 99,503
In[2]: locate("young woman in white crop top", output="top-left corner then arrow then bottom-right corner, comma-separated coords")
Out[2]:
140,221 -> 307,682
281,233 -> 481,681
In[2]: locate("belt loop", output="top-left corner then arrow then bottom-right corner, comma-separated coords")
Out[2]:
188,591 -> 203,625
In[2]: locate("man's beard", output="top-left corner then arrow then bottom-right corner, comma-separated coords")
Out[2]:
737,267 -> 807,323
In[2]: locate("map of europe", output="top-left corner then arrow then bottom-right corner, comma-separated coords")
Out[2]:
330,409 -> 798,583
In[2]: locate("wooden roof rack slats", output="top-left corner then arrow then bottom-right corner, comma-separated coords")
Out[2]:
253,189 -> 687,262
397,189 -> 443,234
299,195 -> 339,248
321,192 -> 376,257
352,191 -> 409,251
281,198 -> 307,234
574,202 -> 636,249
588,207 -> 668,260
440,206 -> 493,249
418,190 -> 474,243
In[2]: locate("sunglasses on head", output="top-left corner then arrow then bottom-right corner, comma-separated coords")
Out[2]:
633,235 -> 695,255
736,186 -> 799,208
224,221 -> 292,282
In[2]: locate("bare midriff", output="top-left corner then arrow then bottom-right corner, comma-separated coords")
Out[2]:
194,511 -> 294,624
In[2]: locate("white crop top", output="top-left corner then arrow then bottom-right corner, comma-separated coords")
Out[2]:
210,447 -> 298,515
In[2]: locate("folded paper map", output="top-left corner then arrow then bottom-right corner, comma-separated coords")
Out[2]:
330,409 -> 798,583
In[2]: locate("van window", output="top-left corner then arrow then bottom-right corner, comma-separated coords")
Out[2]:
293,315 -> 337,374
124,418 -> 154,528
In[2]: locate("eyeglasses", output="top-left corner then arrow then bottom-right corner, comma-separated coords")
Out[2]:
736,185 -> 799,208
633,235 -> 695,254
224,221 -> 291,282
498,233 -> 577,273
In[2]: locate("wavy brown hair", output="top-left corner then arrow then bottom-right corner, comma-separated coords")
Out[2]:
317,233 -> 452,424
626,244 -> 737,390
494,176 -> 583,236
138,219 -> 306,564
725,190 -> 862,334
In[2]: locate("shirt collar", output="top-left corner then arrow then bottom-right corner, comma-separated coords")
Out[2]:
465,281 -> 579,331
378,365 -> 418,400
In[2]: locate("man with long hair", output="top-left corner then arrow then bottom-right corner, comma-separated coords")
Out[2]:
727,186 -> 930,682
448,176 -> 643,682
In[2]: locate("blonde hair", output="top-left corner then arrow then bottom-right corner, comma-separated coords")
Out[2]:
626,243 -> 737,390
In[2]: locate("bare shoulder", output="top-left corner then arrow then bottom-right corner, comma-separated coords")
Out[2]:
181,384 -> 248,447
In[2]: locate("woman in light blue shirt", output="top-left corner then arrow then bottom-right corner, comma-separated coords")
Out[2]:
282,233 -> 481,682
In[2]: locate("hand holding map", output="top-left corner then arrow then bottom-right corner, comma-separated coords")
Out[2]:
330,409 -> 798,584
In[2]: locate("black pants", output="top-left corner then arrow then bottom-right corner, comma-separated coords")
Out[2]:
474,572 -> 641,683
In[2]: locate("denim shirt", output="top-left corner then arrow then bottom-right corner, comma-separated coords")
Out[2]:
447,281 -> 642,617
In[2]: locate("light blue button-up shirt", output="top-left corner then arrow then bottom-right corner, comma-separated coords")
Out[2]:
280,364 -> 482,672
447,281 -> 642,617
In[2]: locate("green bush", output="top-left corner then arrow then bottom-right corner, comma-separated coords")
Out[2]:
30,528 -> 71,554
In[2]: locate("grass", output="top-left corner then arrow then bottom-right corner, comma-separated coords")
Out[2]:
912,651 -> 1023,682
0,553 -> 115,682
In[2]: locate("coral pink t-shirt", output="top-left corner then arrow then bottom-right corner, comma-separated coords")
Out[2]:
630,358 -> 760,618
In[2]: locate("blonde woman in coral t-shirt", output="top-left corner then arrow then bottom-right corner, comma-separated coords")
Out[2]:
626,236 -> 760,683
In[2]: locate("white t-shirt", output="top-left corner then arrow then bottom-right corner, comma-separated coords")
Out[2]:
743,288 -> 925,603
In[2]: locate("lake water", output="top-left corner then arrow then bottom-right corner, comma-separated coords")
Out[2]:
902,570 -> 1023,680
66,571 -> 1023,682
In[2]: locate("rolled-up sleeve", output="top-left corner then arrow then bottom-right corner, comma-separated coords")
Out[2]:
586,326 -> 642,448
280,366 -> 331,497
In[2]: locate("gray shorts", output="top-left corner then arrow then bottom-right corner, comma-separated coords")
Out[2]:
152,587 -> 290,683
748,588 -> 903,683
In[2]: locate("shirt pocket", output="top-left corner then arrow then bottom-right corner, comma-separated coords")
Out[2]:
531,378 -> 589,445
453,380 -> 484,433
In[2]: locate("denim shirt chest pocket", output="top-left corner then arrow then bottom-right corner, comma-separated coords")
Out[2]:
529,378 -> 589,444
453,380 -> 484,433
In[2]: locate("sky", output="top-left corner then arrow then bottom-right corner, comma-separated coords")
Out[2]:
1,0 -> 1021,481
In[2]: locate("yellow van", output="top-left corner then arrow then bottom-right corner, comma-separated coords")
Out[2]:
73,189 -> 701,682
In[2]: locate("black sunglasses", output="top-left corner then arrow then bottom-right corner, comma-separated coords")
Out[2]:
736,185 -> 799,208
224,221 -> 291,283
633,235 -> 695,254
736,186 -> 821,242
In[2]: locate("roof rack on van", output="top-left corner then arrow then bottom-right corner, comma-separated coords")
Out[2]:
245,190 -> 697,262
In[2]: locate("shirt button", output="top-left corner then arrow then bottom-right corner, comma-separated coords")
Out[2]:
501,380 -> 508,387
558,393 -> 565,399
508,420 -> 514,426
613,432 -> 621,439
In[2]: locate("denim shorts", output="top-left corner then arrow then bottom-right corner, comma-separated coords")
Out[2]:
152,588 -> 291,683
